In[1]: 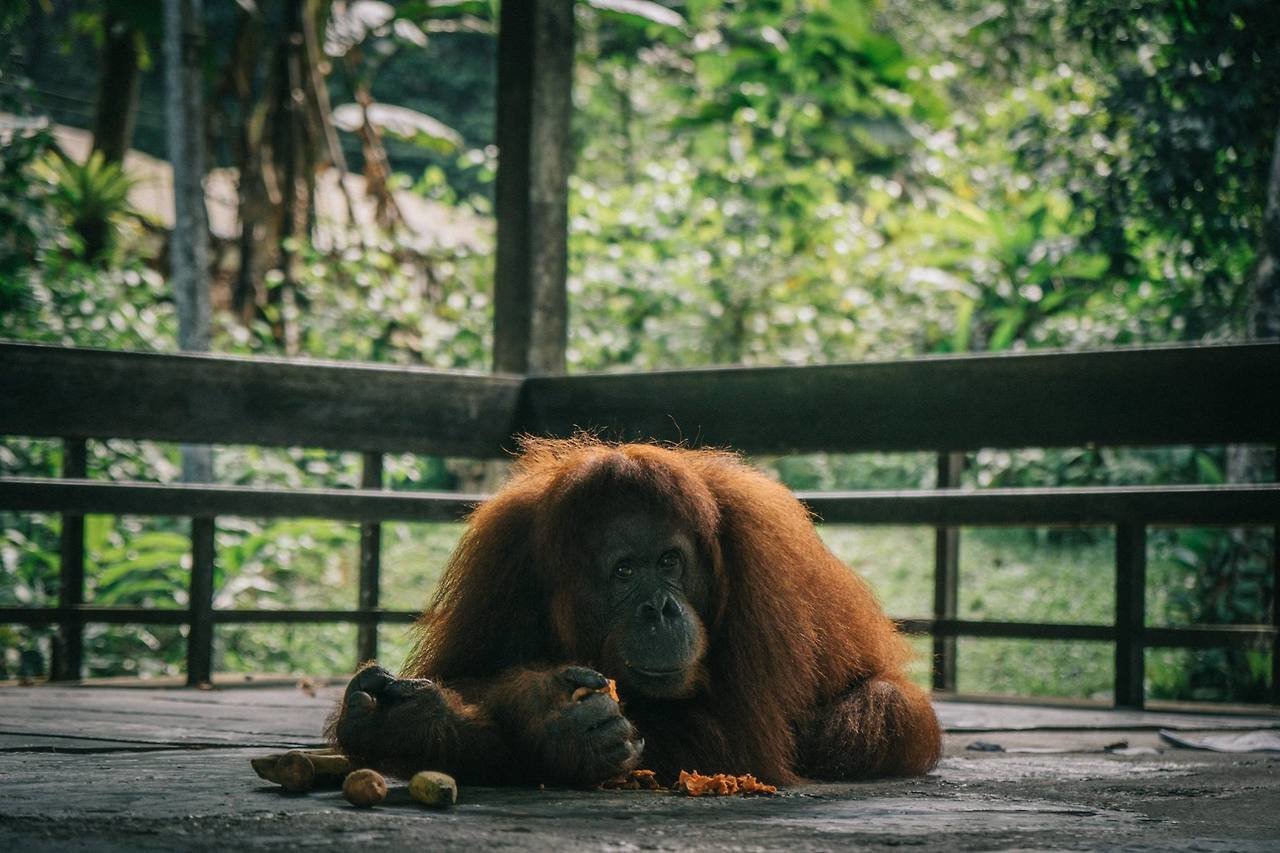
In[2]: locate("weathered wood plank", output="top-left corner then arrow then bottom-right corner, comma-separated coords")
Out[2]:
519,342 -> 1280,453
897,619 -> 1277,649
0,685 -> 340,748
1272,447 -> 1279,705
356,451 -> 384,664
933,700 -> 1280,731
4,609 -> 1273,651
0,733 -> 175,752
0,342 -> 524,456
186,516 -> 216,686
0,606 -> 420,626
799,484 -> 1280,526
1114,523 -> 1147,709
7,342 -> 1276,457
932,451 -> 963,691
4,478 -> 1277,527
493,0 -> 574,374
51,437 -> 87,681
0,477 -> 482,522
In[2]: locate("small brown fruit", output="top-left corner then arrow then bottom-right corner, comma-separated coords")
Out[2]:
571,679 -> 620,703
343,768 -> 388,808
276,751 -> 315,793
409,770 -> 458,809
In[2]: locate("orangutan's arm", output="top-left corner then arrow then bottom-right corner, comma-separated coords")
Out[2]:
328,664 -> 516,783
795,676 -> 942,780
330,663 -> 642,785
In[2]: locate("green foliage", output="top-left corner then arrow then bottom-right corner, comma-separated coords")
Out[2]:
36,150 -> 141,261
2,0 -> 1274,701
0,111 -> 61,303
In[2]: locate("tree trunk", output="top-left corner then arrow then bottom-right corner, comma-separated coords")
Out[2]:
1215,111 -> 1280,704
1250,116 -> 1280,340
493,0 -> 574,375
165,0 -> 213,484
259,0 -> 319,353
90,7 -> 141,165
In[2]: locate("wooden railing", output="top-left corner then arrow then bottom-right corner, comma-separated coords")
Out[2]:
2,340 -> 1278,708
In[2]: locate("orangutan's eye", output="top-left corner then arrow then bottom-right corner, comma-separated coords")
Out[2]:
658,549 -> 680,569
613,563 -> 635,580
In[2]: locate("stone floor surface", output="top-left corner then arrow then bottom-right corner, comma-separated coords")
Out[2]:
1,682 -> 1278,851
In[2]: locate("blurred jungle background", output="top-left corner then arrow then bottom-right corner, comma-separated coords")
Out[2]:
1,0 -> 1276,703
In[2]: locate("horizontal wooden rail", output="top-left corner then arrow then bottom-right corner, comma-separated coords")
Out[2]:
521,341 -> 1280,453
3,340 -> 1278,705
0,342 -> 524,457
4,607 -> 1272,650
0,478 -> 483,522
4,478 -> 1277,527
896,618 -> 1277,649
0,606 -> 421,626
4,340 -> 1278,456
800,484 -> 1280,526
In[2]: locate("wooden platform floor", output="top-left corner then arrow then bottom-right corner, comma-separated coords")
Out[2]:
1,682 -> 1278,851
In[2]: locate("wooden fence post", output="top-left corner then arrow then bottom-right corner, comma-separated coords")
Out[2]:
186,516 -> 216,685
1114,522 -> 1147,708
493,0 -> 574,375
1272,446 -> 1279,706
51,437 -> 88,681
357,452 -> 384,665
931,451 -> 963,692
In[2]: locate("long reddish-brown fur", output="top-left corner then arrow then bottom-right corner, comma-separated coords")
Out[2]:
393,436 -> 941,785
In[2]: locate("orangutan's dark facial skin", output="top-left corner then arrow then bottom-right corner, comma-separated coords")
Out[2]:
592,511 -> 709,699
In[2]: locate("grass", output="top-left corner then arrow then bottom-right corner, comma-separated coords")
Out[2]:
10,508 -> 1263,703
225,522 -> 1130,700
208,522 -> 1256,703
821,525 -> 1116,699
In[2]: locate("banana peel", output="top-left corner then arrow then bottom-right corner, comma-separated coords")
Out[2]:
251,748 -> 354,791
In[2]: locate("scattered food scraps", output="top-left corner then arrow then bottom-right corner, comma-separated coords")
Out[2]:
674,770 -> 777,797
572,678 -> 620,703
602,769 -> 664,791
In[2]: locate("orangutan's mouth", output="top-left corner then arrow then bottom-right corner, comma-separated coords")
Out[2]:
627,665 -> 684,678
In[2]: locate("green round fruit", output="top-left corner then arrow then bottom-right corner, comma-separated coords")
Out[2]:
409,770 -> 458,809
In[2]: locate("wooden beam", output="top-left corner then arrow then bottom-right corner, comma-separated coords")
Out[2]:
493,0 -> 574,375
164,0 -> 212,356
6,342 -> 1276,456
9,608 -> 1275,649
0,342 -> 524,457
932,451 -> 964,692
798,484 -> 1280,527
4,478 -> 1279,527
1273,447 -> 1280,705
519,342 -> 1280,453
1114,523 -> 1147,709
50,438 -> 87,682
186,517 -> 216,686
0,478 -> 481,522
356,451 -> 383,665
0,607 -> 421,626
900,620 -> 1277,649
